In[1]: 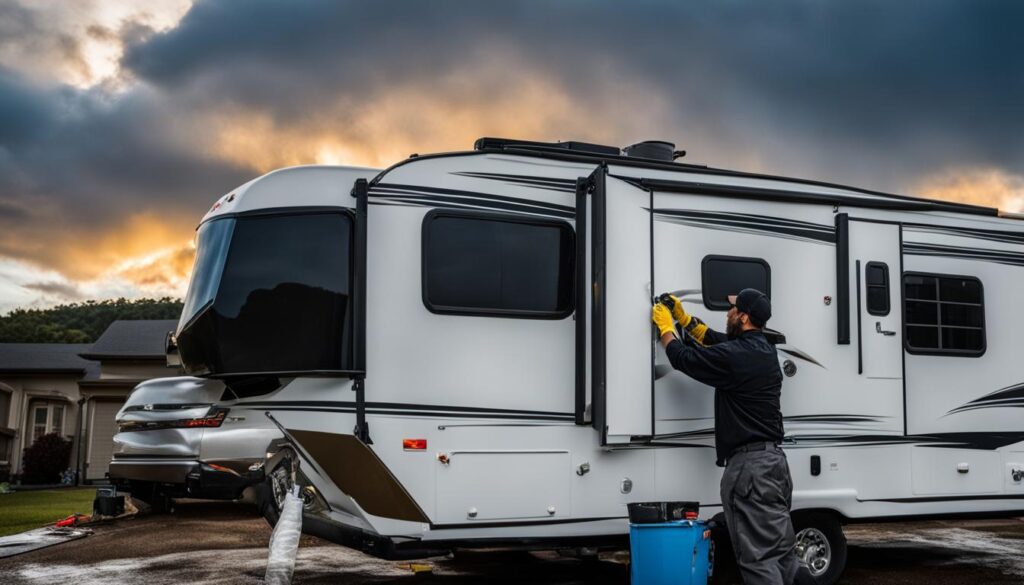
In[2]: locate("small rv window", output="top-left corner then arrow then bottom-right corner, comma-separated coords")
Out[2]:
701,255 -> 771,310
903,273 -> 985,356
422,210 -> 575,318
865,261 -> 890,316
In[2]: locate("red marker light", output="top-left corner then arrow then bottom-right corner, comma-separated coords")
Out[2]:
403,438 -> 427,451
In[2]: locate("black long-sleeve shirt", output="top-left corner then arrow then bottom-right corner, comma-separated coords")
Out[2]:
664,328 -> 784,466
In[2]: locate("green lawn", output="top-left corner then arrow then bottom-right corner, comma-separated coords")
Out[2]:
0,488 -> 97,537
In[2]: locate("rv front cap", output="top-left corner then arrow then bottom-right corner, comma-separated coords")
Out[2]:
727,288 -> 771,327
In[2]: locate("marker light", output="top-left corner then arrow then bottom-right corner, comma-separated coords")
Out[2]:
403,438 -> 427,451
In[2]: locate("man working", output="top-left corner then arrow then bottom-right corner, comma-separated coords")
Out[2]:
651,288 -> 803,585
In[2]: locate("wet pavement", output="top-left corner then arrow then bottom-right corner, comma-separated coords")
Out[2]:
0,502 -> 1022,584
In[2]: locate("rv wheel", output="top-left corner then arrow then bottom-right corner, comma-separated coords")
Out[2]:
792,512 -> 847,585
257,449 -> 296,527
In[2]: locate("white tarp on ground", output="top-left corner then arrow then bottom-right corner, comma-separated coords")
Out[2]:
0,527 -> 92,559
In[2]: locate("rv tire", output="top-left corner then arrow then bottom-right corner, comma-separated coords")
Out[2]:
257,449 -> 296,528
792,511 -> 846,585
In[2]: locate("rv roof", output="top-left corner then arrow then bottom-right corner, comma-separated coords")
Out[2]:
368,137 -> 1002,220
466,137 -> 1002,218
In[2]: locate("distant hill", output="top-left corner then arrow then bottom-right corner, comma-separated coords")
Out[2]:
0,298 -> 183,343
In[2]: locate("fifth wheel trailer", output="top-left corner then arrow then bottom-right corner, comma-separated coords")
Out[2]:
158,137 -> 1023,583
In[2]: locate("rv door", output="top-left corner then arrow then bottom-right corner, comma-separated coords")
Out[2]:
590,171 -> 654,445
848,219 -> 903,380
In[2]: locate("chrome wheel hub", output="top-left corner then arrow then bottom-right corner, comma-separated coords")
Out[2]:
269,462 -> 293,511
795,527 -> 831,576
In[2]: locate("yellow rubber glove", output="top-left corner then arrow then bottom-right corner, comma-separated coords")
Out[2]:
652,303 -> 675,337
659,293 -> 711,345
667,294 -> 691,326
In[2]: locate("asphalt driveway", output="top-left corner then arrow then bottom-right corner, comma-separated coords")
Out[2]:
0,501 -> 1022,584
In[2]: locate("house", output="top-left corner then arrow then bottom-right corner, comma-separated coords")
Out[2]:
0,344 -> 99,482
0,319 -> 180,483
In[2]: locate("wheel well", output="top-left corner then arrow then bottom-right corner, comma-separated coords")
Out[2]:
791,508 -> 848,525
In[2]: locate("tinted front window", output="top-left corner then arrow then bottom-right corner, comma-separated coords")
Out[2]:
179,218 -> 234,331
423,212 -> 574,317
177,212 -> 353,375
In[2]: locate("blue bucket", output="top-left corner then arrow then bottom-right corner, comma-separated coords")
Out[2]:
629,519 -> 711,585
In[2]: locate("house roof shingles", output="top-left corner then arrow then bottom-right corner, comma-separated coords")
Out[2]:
79,320 -> 177,360
0,343 -> 101,380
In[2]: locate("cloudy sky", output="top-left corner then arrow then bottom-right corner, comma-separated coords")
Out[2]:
1,0 -> 1023,314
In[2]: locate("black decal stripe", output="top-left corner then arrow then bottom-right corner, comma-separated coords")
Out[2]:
786,432 -> 1024,450
777,347 -> 826,368
240,401 -> 575,421
371,193 -> 569,219
947,401 -> 1024,415
374,183 -> 575,215
241,400 -> 573,417
370,190 -> 573,220
904,224 -> 1024,246
656,208 -> 835,233
947,382 -> 1024,414
660,215 -> 835,240
860,494 -> 1024,503
249,406 -> 574,422
449,171 -> 578,193
653,210 -> 835,244
450,171 -> 577,188
903,242 -> 1024,267
372,186 -> 569,215
785,415 -> 890,423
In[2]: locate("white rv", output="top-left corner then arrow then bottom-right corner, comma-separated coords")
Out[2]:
168,138 -> 1024,583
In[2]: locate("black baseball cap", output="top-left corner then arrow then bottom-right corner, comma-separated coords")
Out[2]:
727,288 -> 771,327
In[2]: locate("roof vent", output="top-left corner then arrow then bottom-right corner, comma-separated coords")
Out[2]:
623,141 -> 684,161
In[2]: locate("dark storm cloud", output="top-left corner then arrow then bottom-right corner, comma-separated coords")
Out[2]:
123,0 -> 1024,188
0,66 -> 250,222
0,71 -> 54,144
1,0 -> 1023,286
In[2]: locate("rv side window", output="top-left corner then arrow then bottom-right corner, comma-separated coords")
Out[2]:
701,255 -> 771,310
422,210 -> 575,318
903,273 -> 985,356
865,261 -> 890,316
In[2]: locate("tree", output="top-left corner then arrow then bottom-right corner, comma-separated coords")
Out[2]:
0,298 -> 184,343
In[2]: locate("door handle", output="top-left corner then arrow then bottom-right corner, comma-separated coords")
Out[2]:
875,322 -> 896,336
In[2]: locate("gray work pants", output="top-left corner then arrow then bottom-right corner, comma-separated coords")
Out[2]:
720,446 -> 800,585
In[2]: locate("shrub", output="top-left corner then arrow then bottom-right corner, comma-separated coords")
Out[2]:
21,433 -> 72,485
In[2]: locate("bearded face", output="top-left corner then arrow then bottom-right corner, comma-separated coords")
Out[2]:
726,307 -> 746,339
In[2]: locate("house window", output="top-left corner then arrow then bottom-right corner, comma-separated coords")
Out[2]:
30,401 -> 66,443
422,210 -> 575,318
701,255 -> 771,310
0,389 -> 9,428
865,262 -> 890,316
904,273 -> 985,356
0,388 -> 10,464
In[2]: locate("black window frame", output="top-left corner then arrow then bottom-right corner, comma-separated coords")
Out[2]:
902,271 -> 986,358
421,208 -> 576,319
865,261 -> 890,316
701,254 -> 772,311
